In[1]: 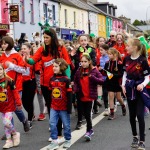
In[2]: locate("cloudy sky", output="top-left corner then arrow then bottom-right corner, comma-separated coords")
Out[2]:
98,0 -> 150,23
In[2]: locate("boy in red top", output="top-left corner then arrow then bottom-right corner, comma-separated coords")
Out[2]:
47,58 -> 72,150
0,63 -> 22,149
0,36 -> 29,132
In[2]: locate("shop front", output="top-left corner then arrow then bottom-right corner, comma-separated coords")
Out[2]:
0,24 -> 10,47
61,28 -> 85,41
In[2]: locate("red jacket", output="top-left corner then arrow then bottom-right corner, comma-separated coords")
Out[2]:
95,48 -> 101,66
0,77 -> 22,113
22,61 -> 35,82
31,46 -> 71,87
0,50 -> 25,91
113,43 -> 127,60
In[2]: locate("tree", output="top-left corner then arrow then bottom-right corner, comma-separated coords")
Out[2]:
133,19 -> 142,26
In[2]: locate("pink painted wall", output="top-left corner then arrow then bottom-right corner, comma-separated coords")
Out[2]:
112,19 -> 123,32
1,0 -> 9,24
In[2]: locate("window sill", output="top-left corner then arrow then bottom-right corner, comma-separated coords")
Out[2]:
30,22 -> 35,25
20,21 -> 26,24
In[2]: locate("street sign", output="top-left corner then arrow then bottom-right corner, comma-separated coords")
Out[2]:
10,5 -> 19,22
0,24 -> 9,30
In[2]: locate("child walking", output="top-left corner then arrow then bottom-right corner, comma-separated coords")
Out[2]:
104,48 -> 126,120
74,53 -> 104,141
99,44 -> 109,116
122,38 -> 150,150
47,58 -> 72,150
21,43 -> 36,128
0,63 -> 22,149
74,34 -> 96,129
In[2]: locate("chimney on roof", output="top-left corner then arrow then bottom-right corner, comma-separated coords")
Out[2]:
113,5 -> 117,16
109,4 -> 113,16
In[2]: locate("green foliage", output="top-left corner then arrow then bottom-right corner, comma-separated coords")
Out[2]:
133,19 -> 142,26
133,19 -> 147,26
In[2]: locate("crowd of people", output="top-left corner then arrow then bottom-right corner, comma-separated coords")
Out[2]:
0,27 -> 150,150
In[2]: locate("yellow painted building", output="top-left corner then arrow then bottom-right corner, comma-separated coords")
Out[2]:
59,4 -> 89,34
98,14 -> 107,38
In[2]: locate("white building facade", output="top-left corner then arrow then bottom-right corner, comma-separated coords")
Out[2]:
89,12 -> 98,37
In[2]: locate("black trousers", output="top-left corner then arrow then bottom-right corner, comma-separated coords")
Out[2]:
22,79 -> 36,121
127,92 -> 145,141
76,93 -> 83,122
82,101 -> 94,132
41,85 -> 51,117
102,84 -> 108,109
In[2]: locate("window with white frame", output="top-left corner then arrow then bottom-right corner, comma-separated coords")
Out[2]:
43,3 -> 48,23
30,0 -> 34,24
20,0 -> 25,22
74,11 -> 76,28
64,9 -> 67,27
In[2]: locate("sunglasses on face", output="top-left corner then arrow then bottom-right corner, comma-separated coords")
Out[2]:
110,35 -> 115,37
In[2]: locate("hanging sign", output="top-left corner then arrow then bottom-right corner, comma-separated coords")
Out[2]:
10,5 -> 19,22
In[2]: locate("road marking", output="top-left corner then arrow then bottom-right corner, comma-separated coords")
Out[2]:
40,111 -> 105,150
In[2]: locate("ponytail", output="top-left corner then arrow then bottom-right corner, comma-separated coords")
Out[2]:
128,38 -> 147,58
140,43 -> 146,58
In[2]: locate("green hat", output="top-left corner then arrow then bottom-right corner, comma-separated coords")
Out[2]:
89,33 -> 95,38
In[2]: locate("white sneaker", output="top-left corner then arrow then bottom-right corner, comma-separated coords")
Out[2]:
48,137 -> 52,142
114,105 -> 117,112
12,132 -> 20,147
103,109 -> 109,116
116,101 -> 120,106
48,137 -> 64,143
44,106 -> 48,114
3,139 -> 14,149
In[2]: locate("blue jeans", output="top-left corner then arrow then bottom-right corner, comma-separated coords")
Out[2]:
15,91 -> 26,123
50,108 -> 71,140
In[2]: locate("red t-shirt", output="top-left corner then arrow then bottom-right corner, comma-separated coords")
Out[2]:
80,69 -> 94,101
0,78 -> 22,113
49,75 -> 72,110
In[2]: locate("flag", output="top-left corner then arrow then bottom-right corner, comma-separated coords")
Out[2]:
106,71 -> 113,80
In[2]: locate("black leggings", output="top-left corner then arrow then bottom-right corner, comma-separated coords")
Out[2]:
41,85 -> 51,117
82,101 -> 93,132
102,84 -> 108,109
76,93 -> 83,122
127,92 -> 145,141
22,79 -> 36,121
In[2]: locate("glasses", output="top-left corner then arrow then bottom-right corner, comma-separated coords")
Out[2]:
110,35 -> 115,37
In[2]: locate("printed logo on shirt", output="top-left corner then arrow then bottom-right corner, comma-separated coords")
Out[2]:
136,63 -> 141,70
0,92 -> 7,102
52,88 -> 62,99
44,59 -> 55,67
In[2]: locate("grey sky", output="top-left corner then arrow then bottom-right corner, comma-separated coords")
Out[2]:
98,0 -> 150,23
